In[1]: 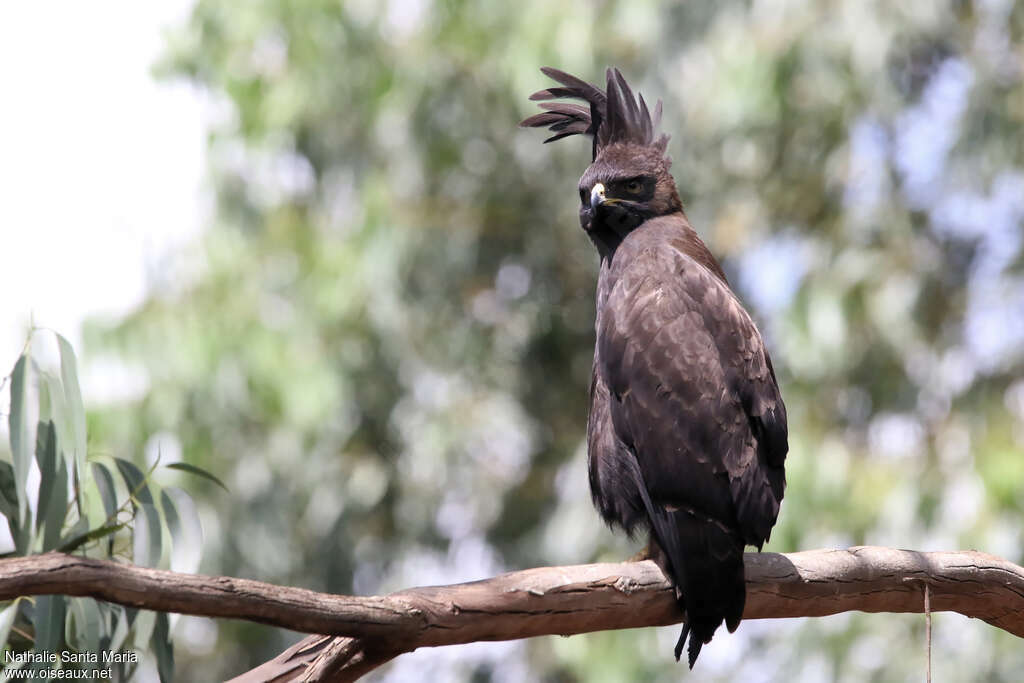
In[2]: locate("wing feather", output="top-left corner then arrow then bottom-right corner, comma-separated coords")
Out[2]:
595,218 -> 787,546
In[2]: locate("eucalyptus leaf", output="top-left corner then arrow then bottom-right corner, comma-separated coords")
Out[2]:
160,488 -> 182,549
165,462 -> 229,492
0,461 -> 19,527
163,487 -> 202,573
34,420 -> 68,552
40,436 -> 67,551
57,334 -> 88,478
114,458 -> 153,506
132,609 -> 156,651
40,371 -> 71,471
108,608 -> 130,654
33,594 -> 66,655
133,502 -> 162,568
66,597 -> 102,656
91,462 -> 119,522
34,420 -> 58,530
0,598 -> 22,650
153,611 -> 174,683
8,354 -> 32,522
36,365 -> 56,429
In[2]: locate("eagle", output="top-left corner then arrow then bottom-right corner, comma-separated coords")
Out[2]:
522,67 -> 788,667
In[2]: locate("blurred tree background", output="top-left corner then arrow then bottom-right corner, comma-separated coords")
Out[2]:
76,0 -> 1023,680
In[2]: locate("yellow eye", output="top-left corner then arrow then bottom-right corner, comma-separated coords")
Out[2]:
625,180 -> 643,193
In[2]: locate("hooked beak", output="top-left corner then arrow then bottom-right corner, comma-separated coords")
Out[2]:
590,183 -> 606,211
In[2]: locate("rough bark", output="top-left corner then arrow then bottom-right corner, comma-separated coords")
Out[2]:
0,548 -> 1020,682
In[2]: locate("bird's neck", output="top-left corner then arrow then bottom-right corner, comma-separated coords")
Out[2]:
589,226 -> 625,261
591,209 -> 685,262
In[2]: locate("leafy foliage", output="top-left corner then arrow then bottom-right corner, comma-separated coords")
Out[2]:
0,331 -> 212,680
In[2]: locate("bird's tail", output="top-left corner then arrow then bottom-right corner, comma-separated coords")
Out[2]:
645,505 -> 746,669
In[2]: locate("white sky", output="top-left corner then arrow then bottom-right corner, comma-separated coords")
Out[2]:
0,0 -> 206,394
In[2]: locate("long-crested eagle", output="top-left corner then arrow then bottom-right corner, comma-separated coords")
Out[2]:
522,68 -> 788,667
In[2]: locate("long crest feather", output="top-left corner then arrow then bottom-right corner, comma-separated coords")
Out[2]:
521,66 -> 668,160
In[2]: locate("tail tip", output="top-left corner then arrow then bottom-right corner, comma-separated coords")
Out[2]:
726,612 -> 742,633
674,623 -> 704,669
674,624 -> 688,662
687,636 -> 703,669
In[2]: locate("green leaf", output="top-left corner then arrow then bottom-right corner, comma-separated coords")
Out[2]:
91,462 -> 119,522
108,608 -> 130,654
38,371 -> 69,461
39,371 -> 81,511
133,502 -> 162,568
34,421 -> 58,525
153,611 -> 174,683
33,594 -> 66,654
34,422 -> 68,552
114,458 -> 153,506
34,421 -> 58,524
36,364 -> 56,427
0,461 -> 20,529
160,489 -> 182,549
8,354 -> 33,522
95,601 -> 112,649
0,598 -> 22,650
132,609 -> 156,651
44,462 -> 69,553
66,597 -> 102,655
165,462 -> 229,492
162,487 -> 202,573
57,335 -> 88,481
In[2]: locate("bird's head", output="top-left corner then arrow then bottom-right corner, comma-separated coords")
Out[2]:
578,143 -> 681,241
521,67 -> 682,255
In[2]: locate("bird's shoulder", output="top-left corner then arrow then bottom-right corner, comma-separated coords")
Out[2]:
598,212 -> 787,467
600,214 -> 743,333
606,212 -> 716,276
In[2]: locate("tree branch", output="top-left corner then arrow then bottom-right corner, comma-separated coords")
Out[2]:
0,548 -> 1021,682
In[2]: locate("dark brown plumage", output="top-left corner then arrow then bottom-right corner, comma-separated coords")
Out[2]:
522,68 -> 788,667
